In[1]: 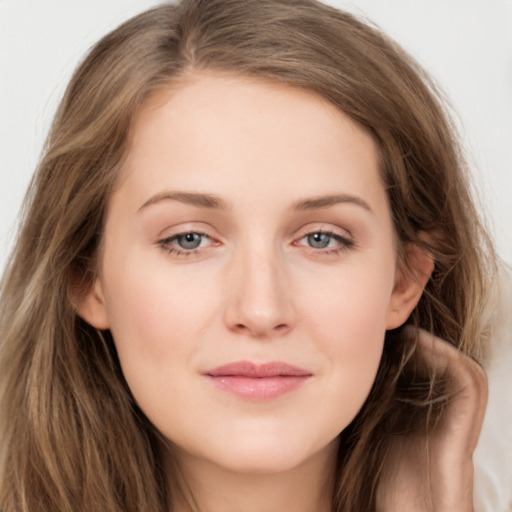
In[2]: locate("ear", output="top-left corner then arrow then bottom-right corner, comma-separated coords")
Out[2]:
386,243 -> 434,330
71,278 -> 111,330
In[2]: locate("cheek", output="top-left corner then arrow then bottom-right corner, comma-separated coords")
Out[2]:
297,259 -> 394,422
101,251 -> 220,388
99,256 -> 226,444
299,255 -> 394,344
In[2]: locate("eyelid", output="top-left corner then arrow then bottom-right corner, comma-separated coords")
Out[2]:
155,223 -> 356,259
293,222 -> 354,242
163,231 -> 211,246
154,219 -> 225,243
157,227 -> 221,258
294,230 -> 354,246
291,225 -> 357,256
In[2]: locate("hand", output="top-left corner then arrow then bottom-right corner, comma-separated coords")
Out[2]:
376,328 -> 488,512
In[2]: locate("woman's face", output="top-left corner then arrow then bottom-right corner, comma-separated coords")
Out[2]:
82,73 -> 421,476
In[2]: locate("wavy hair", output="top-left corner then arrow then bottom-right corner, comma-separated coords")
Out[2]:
0,1 -> 496,510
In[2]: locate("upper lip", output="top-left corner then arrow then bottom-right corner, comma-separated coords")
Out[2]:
205,361 -> 312,378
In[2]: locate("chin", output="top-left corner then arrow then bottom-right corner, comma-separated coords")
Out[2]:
196,430 -> 339,476
210,452 -> 310,475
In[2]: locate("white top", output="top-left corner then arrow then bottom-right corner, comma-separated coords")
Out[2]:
474,262 -> 512,512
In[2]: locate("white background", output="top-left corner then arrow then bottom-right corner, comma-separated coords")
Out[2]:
1,0 -> 511,273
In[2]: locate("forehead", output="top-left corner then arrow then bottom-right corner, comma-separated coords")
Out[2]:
117,72 -> 387,215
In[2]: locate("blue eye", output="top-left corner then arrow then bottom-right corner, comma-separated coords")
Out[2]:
296,230 -> 354,254
175,232 -> 205,250
159,232 -> 212,255
307,232 -> 334,249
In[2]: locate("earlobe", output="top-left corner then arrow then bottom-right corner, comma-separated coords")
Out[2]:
72,279 -> 111,330
386,245 -> 434,330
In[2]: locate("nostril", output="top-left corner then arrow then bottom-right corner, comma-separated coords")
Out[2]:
233,322 -> 289,335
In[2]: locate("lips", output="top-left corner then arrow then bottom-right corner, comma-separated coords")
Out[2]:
205,361 -> 312,400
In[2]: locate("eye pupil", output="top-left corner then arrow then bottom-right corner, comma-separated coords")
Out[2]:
177,233 -> 203,249
307,233 -> 330,249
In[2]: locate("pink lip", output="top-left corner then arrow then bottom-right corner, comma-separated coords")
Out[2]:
205,361 -> 312,400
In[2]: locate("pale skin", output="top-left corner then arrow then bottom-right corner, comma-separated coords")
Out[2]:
77,72 -> 487,512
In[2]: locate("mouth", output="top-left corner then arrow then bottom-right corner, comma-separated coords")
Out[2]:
204,361 -> 313,400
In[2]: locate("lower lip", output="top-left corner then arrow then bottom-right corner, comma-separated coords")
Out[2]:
207,375 -> 310,400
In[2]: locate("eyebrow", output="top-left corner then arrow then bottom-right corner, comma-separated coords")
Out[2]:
138,191 -> 228,211
138,190 -> 373,214
292,194 -> 373,214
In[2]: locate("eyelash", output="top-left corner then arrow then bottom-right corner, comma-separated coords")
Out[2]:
158,229 -> 355,258
294,230 -> 355,256
158,231 -> 214,257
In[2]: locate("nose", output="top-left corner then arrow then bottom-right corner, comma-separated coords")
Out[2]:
223,245 -> 296,338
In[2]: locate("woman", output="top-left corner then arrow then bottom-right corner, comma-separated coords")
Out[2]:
0,1 -> 498,510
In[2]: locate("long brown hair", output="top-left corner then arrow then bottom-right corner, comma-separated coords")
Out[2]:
0,1 -> 496,510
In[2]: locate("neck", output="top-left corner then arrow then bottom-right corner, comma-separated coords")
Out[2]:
166,440 -> 338,512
